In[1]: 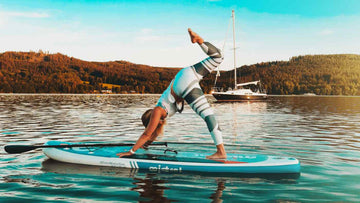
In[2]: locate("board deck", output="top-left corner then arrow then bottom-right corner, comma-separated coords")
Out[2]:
43,141 -> 301,174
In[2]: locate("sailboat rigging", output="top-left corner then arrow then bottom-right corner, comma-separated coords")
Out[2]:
212,10 -> 267,101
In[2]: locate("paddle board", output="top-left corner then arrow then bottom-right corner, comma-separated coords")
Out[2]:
43,141 -> 300,174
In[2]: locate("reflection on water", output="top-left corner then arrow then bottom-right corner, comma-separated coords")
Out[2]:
41,159 -> 300,180
40,159 -> 299,202
1,94 -> 360,202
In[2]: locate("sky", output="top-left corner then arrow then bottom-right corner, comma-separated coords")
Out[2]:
0,0 -> 360,70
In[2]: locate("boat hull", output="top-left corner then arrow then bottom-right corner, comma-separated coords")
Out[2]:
212,93 -> 268,101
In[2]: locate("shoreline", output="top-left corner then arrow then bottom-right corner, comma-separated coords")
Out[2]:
0,93 -> 162,96
0,93 -> 360,97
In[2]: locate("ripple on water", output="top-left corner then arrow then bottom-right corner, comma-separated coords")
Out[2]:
1,95 -> 360,202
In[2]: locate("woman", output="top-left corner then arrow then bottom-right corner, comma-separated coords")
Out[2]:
118,28 -> 226,159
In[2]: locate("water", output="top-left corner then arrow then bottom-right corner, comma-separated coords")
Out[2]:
1,94 -> 360,202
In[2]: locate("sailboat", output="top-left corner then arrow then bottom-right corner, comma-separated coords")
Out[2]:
212,10 -> 267,101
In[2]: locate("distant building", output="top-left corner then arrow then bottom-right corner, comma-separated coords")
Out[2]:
101,89 -> 112,94
303,93 -> 316,96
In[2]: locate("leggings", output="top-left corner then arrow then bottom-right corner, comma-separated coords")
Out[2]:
173,42 -> 224,145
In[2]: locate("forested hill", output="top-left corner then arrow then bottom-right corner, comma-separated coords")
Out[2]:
204,54 -> 360,95
0,51 -> 359,95
0,51 -> 180,93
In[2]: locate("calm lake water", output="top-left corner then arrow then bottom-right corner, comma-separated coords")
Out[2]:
1,94 -> 360,202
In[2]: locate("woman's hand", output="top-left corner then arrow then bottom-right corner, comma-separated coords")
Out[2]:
117,151 -> 133,158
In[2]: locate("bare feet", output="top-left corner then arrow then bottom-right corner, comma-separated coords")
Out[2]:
206,143 -> 227,159
206,152 -> 227,159
188,28 -> 204,44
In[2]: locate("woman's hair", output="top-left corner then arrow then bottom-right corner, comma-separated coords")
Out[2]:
141,109 -> 153,127
141,108 -> 166,137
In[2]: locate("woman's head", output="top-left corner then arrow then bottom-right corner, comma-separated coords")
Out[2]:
141,108 -> 166,137
141,109 -> 153,127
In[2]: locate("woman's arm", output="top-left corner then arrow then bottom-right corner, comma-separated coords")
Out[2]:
142,118 -> 165,149
117,106 -> 166,157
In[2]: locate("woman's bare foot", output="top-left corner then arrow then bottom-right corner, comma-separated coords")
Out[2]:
188,28 -> 204,44
206,143 -> 227,159
206,152 -> 227,159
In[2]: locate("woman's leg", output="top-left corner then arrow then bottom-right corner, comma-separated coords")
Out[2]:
179,29 -> 226,158
174,41 -> 224,98
182,71 -> 226,159
192,42 -> 223,79
183,82 -> 223,146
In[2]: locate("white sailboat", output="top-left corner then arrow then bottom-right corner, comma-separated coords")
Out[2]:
212,10 -> 267,101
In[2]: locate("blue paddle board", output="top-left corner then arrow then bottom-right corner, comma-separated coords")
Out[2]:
43,141 -> 300,174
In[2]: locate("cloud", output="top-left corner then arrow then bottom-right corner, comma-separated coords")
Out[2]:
135,28 -> 168,43
140,28 -> 153,34
1,5 -> 359,68
135,28 -> 163,43
136,35 -> 162,43
0,9 -> 50,28
318,29 -> 334,36
2,11 -> 49,18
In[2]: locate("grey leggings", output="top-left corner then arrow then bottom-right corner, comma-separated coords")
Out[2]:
172,42 -> 224,145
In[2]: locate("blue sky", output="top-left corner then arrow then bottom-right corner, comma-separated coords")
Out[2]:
0,0 -> 359,69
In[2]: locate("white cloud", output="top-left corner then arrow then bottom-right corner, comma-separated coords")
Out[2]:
140,28 -> 153,34
0,9 -> 50,28
318,29 -> 334,36
134,28 -> 179,44
135,28 -> 160,43
1,7 -> 359,69
0,15 -> 6,26
135,35 -> 162,43
2,11 -> 50,18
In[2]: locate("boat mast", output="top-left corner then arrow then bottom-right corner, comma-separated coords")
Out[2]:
232,10 -> 237,89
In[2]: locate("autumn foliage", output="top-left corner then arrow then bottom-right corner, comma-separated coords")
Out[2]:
0,51 -> 359,95
203,54 -> 360,95
0,51 -> 180,93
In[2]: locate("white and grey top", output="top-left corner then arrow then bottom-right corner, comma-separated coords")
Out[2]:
156,81 -> 177,117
